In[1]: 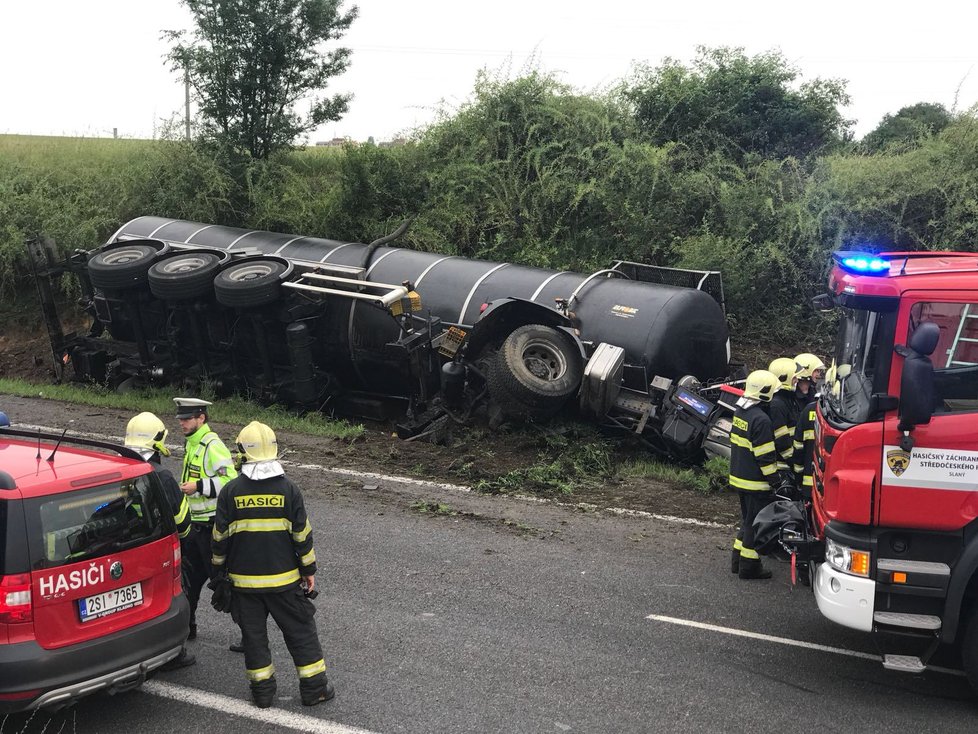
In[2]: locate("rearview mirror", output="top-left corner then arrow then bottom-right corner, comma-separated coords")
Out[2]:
811,293 -> 835,312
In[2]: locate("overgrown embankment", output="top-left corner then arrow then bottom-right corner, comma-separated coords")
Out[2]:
4,67 -> 978,350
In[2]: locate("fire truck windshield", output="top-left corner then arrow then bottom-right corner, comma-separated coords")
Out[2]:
822,307 -> 882,424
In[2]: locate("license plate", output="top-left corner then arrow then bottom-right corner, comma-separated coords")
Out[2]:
78,583 -> 143,622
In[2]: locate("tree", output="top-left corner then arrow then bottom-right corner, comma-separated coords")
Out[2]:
167,0 -> 358,160
623,46 -> 852,162
862,102 -> 952,152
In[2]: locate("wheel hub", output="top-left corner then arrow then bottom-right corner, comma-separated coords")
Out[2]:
521,340 -> 566,381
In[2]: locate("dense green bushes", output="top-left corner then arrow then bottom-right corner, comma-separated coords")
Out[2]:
4,68 -> 978,351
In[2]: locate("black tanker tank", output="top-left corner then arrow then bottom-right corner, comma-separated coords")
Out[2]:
108,217 -> 730,381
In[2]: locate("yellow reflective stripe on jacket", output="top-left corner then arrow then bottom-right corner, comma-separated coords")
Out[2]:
801,475 -> 814,487
229,568 -> 301,589
299,549 -> 316,567
752,441 -> 775,457
733,538 -> 743,551
296,659 -> 327,679
793,463 -> 804,473
773,425 -> 792,438
730,434 -> 752,450
292,520 -> 312,543
760,463 -> 777,476
175,501 -> 189,526
803,430 -> 815,441
740,547 -> 760,560
793,440 -> 804,451
228,518 -> 292,535
730,476 -> 771,491
247,664 -> 275,682
212,554 -> 226,566
212,525 -> 229,542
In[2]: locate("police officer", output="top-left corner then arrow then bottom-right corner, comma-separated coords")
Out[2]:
729,370 -> 783,580
124,412 -> 196,670
211,422 -> 333,709
768,357 -> 803,476
175,397 -> 237,641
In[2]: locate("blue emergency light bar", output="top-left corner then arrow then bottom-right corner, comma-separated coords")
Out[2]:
833,251 -> 890,275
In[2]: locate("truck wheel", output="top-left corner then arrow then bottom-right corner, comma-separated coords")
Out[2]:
148,251 -> 223,301
214,259 -> 291,308
963,605 -> 978,693
488,324 -> 583,418
88,245 -> 158,290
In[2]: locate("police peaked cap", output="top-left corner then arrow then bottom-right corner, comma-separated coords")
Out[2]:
173,397 -> 212,419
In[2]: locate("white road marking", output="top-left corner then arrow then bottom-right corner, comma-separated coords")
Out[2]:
143,681 -> 380,733
15,423 -> 730,529
646,614 -> 965,676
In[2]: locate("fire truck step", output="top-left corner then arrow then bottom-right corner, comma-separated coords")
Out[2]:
881,655 -> 927,673
873,612 -> 942,630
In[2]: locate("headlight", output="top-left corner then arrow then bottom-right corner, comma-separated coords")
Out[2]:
825,538 -> 871,577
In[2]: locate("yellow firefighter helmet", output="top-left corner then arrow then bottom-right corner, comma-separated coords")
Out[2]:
236,421 -> 278,462
742,370 -> 781,403
125,412 -> 170,456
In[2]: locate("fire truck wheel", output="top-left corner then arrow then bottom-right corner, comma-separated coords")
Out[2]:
148,251 -> 223,301
488,324 -> 583,418
963,605 -> 978,693
214,259 -> 291,308
87,245 -> 159,290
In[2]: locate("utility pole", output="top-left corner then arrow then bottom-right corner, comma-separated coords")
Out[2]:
184,69 -> 191,141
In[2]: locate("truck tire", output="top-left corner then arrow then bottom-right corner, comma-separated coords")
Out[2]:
88,245 -> 159,290
488,324 -> 583,419
963,605 -> 978,694
148,251 -> 223,301
214,259 -> 290,308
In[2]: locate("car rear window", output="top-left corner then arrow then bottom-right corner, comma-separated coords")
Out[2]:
25,474 -> 170,569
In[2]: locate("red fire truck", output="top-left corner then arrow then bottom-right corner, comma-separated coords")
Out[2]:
808,250 -> 978,692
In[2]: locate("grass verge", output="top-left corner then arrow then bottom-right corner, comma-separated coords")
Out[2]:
0,378 -> 364,441
619,455 -> 730,493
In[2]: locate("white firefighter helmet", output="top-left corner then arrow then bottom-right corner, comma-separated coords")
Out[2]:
125,412 -> 170,456
236,421 -> 278,463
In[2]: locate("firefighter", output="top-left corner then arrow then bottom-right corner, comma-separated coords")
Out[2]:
792,360 -> 829,497
124,411 -> 196,670
793,353 -> 826,402
211,421 -> 333,709
730,369 -> 783,580
174,397 -> 237,642
767,357 -> 803,476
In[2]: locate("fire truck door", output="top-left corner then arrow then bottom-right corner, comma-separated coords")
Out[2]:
880,296 -> 978,530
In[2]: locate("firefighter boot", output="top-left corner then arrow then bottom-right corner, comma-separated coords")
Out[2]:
300,673 -> 335,706
730,549 -> 741,574
738,556 -> 772,580
251,678 -> 277,709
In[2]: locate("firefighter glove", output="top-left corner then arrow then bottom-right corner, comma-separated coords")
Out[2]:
208,575 -> 233,614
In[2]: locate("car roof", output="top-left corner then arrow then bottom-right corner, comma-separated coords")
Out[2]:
0,438 -> 151,498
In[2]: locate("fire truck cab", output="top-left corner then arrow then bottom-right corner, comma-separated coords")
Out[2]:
811,250 -> 978,691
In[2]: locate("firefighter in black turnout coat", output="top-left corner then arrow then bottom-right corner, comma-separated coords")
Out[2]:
729,370 -> 783,580
211,421 -> 333,708
767,357 -> 803,473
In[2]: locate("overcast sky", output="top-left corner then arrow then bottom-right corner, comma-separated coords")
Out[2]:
4,1 -> 978,143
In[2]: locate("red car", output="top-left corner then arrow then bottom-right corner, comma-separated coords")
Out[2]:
0,427 -> 189,712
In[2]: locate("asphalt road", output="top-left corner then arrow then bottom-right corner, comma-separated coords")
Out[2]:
3,401 -> 978,732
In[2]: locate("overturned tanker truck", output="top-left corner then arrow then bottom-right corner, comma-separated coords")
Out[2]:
27,216 -> 741,460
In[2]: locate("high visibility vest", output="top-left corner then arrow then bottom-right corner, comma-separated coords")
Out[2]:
181,424 -> 236,522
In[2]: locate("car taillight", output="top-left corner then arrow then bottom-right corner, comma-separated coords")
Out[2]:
172,536 -> 183,597
0,574 -> 32,623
